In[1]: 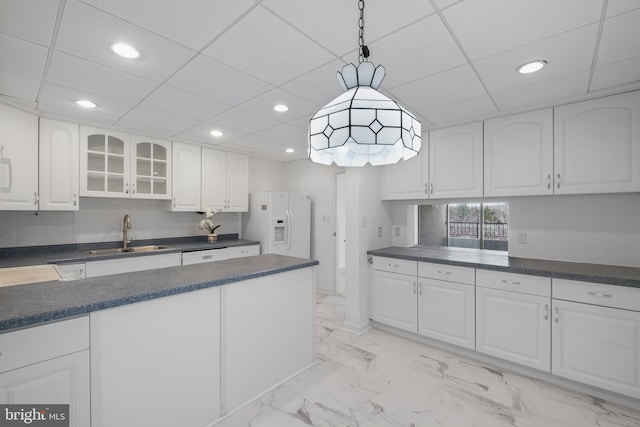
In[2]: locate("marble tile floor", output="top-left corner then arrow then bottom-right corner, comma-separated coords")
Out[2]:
216,294 -> 640,427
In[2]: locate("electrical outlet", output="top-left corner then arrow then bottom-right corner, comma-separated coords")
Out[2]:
378,226 -> 382,237
395,226 -> 401,237
517,232 -> 527,244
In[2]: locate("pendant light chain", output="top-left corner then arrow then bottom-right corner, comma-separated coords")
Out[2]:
358,0 -> 369,63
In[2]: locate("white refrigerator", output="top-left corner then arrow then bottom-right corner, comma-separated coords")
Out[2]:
243,191 -> 311,258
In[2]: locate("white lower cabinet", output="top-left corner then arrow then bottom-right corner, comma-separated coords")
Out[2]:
182,248 -> 229,265
418,262 -> 475,349
552,279 -> 640,399
476,270 -> 551,372
90,286 -> 221,427
228,244 -> 260,258
85,252 -> 181,277
370,257 -> 418,333
0,317 -> 90,427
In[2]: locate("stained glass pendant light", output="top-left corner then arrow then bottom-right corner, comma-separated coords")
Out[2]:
308,0 -> 421,166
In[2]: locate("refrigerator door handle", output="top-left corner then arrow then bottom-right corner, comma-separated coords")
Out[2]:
286,210 -> 293,251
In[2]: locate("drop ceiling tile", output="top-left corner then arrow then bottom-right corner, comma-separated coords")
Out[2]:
55,0 -> 196,82
39,82 -> 135,119
389,64 -> 487,112
173,120 -> 249,145
433,0 -> 463,10
421,95 -> 498,126
252,145 -> 308,162
0,0 -> 59,46
369,14 -> 467,88
492,71 -> 589,111
80,0 -> 256,50
597,8 -> 640,66
0,33 -> 48,79
474,24 -> 598,93
263,0 -> 434,57
236,88 -> 320,123
0,96 -> 37,111
442,0 -> 603,60
606,0 -> 640,17
281,59 -> 346,106
224,134 -> 284,150
141,86 -> 230,121
167,54 -> 273,106
591,57 -> 640,91
255,124 -> 307,144
206,108 -> 281,134
0,71 -> 40,101
118,105 -> 200,135
46,51 -> 158,103
202,6 -> 334,86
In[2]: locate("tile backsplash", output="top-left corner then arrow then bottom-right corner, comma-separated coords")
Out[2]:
0,198 -> 242,248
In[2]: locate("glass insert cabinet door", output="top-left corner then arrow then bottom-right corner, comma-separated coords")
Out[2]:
82,129 -> 130,197
132,138 -> 170,199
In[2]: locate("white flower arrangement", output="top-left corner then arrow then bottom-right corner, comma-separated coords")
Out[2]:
198,207 -> 221,234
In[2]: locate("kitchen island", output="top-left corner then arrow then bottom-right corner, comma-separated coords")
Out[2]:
0,254 -> 318,427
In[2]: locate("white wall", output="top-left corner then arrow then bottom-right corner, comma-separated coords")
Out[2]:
508,193 -> 640,268
0,198 -> 241,248
284,160 -> 344,294
248,158 -> 286,193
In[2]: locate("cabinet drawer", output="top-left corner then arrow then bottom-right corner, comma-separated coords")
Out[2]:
182,248 -> 229,265
553,279 -> 640,311
0,316 -> 89,373
371,256 -> 416,276
476,269 -> 550,297
418,262 -> 475,285
228,245 -> 260,259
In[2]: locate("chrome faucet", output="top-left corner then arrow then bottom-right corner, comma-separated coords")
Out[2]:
123,214 -> 132,248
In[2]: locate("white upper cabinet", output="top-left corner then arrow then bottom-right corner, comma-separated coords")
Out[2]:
428,122 -> 483,199
484,109 -> 554,197
130,135 -> 171,200
554,91 -> 640,194
80,126 -> 131,198
0,103 -> 39,211
380,138 -> 429,200
170,142 -> 201,212
202,148 -> 248,212
39,118 -> 80,210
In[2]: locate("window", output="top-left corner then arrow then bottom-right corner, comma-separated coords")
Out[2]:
418,202 -> 508,252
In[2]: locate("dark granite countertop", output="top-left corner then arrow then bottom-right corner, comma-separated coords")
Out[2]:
367,246 -> 640,288
0,254 -> 318,332
0,235 -> 260,268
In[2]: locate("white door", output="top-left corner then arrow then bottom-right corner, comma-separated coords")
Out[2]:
202,147 -> 226,210
477,287 -> 551,371
225,152 -> 248,211
370,270 -> 417,333
554,91 -> 640,194
552,299 -> 640,398
484,109 -> 554,197
0,103 -> 39,210
288,193 -> 311,258
418,279 -> 475,349
80,126 -> 131,198
39,118 -> 80,210
170,142 -> 201,212
380,147 -> 429,200
0,351 -> 90,427
130,136 -> 171,200
428,122 -> 483,199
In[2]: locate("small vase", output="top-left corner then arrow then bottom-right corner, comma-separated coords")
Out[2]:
207,234 -> 218,243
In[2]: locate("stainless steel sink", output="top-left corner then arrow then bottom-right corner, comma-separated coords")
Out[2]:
85,245 -> 172,256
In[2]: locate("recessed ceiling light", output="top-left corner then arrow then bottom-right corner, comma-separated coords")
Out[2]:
285,148 -> 295,153
209,129 -> 224,137
274,104 -> 288,112
111,42 -> 140,59
75,99 -> 98,108
516,60 -> 547,74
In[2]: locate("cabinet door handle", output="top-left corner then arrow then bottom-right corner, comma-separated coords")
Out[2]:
132,184 -> 136,195
587,291 -> 613,298
554,306 -> 559,323
34,192 -> 39,205
73,193 -> 78,206
437,270 -> 451,275
202,255 -> 213,260
501,279 -> 520,285
556,173 -> 561,189
429,183 -> 434,194
173,198 -> 176,208
544,304 -> 549,320
125,183 -> 129,194
413,282 -> 417,294
388,263 -> 399,269
419,282 -> 423,295
547,174 -> 551,189
424,183 -> 428,194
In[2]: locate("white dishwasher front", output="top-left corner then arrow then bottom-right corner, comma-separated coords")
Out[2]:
182,248 -> 229,265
